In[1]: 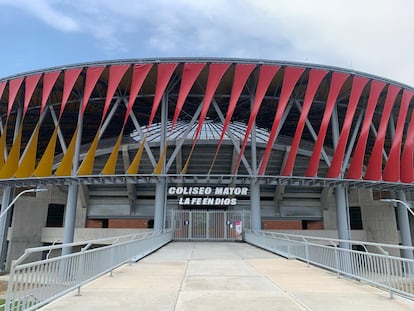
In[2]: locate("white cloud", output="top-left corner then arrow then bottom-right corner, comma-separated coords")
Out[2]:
0,0 -> 79,32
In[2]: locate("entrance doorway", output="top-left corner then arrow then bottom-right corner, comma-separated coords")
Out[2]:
169,210 -> 250,241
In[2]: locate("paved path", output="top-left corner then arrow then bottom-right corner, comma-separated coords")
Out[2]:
41,242 -> 414,310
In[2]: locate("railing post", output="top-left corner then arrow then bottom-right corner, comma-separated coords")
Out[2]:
385,251 -> 393,299
334,243 -> 340,278
110,246 -> 116,275
76,249 -> 86,296
189,211 -> 192,240
5,259 -> 17,311
302,238 -> 309,266
283,235 -> 291,256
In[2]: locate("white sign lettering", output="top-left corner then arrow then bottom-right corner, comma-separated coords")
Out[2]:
168,186 -> 249,206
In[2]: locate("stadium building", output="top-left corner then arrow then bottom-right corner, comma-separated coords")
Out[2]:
0,58 -> 413,271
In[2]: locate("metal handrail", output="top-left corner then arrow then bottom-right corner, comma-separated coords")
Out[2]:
247,230 -> 414,253
5,230 -> 173,311
244,229 -> 414,300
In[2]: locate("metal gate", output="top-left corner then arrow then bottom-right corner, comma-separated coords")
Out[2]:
169,210 -> 250,241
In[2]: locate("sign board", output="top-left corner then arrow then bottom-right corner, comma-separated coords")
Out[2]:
168,186 -> 249,207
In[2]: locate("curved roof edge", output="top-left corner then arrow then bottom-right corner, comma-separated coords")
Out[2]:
1,57 -> 412,91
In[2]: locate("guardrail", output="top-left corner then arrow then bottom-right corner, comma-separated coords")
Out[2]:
5,230 -> 173,311
244,229 -> 414,300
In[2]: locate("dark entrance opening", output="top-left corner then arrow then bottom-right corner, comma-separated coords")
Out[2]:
46,204 -> 65,227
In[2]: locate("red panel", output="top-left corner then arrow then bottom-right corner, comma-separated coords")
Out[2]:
23,74 -> 41,118
305,72 -> 349,176
326,76 -> 369,178
233,65 -> 280,174
282,69 -> 328,176
148,63 -> 178,127
183,63 -> 231,169
102,64 -> 129,121
211,64 -> 256,169
219,64 -> 255,144
346,80 -> 386,179
401,99 -> 414,182
171,63 -> 206,130
41,71 -> 60,116
383,89 -> 413,181
60,67 -> 82,119
364,85 -> 400,180
258,66 -> 305,175
81,66 -> 105,117
124,64 -> 153,126
0,82 -> 5,101
8,77 -> 24,117
193,63 -> 231,141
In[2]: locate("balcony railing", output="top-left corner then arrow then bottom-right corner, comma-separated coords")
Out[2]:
5,230 -> 173,311
244,229 -> 414,300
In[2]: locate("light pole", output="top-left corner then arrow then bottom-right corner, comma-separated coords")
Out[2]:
0,188 -> 48,221
380,198 -> 414,259
380,198 -> 414,217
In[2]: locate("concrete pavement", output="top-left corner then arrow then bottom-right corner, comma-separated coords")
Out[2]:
41,242 -> 414,310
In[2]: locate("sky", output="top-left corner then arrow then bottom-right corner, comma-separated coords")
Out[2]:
0,0 -> 413,86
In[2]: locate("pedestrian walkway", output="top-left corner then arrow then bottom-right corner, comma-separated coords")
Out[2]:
41,242 -> 414,310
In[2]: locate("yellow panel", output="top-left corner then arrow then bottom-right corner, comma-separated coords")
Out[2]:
15,124 -> 40,178
101,133 -> 122,175
127,136 -> 146,174
33,126 -> 58,177
77,130 -> 100,175
153,144 -> 168,174
55,128 -> 78,176
0,123 -> 8,168
181,146 -> 195,175
0,126 -> 22,178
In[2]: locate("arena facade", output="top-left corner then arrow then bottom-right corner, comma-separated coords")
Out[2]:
0,58 -> 413,270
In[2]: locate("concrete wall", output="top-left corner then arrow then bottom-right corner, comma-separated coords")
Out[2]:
321,187 -> 401,248
75,194 -> 86,229
322,188 -> 337,230
358,189 -> 399,245
48,185 -> 68,206
5,189 -> 50,270
5,185 -> 69,271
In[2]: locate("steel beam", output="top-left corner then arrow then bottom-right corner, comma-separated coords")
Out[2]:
249,90 -> 261,230
331,104 -> 351,251
154,93 -> 168,230
122,98 -> 157,167
62,99 -> 84,255
397,189 -> 414,260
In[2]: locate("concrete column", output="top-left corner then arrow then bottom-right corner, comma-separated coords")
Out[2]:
0,187 -> 11,270
397,191 -> 414,259
249,87 -> 261,230
335,184 -> 351,249
5,192 -> 50,271
154,93 -> 168,231
154,178 -> 166,231
330,104 -> 352,255
62,183 -> 79,255
250,181 -> 261,230
62,99 -> 83,255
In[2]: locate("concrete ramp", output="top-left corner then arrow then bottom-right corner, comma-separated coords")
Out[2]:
41,242 -> 414,310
